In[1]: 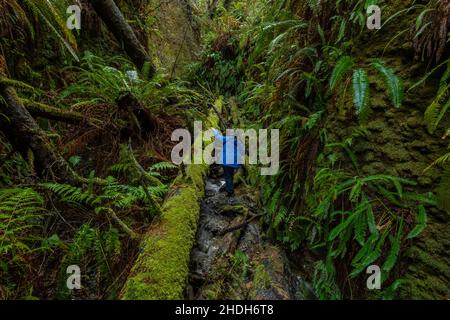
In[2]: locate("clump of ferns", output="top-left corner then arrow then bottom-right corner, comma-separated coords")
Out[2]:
59,52 -> 208,116
414,57 -> 450,213
56,223 -> 121,299
0,139 -> 34,184
0,187 -> 62,298
307,165 -> 431,299
329,56 -> 403,124
41,144 -> 175,237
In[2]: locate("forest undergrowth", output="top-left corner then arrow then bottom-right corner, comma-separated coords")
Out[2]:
0,0 -> 449,300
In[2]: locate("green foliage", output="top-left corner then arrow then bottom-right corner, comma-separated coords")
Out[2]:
406,205 -> 427,240
57,224 -> 122,299
352,68 -> 370,121
330,56 -> 354,91
421,59 -> 450,134
303,166 -> 431,298
312,259 -> 341,300
330,58 -> 403,123
42,178 -> 168,213
41,182 -> 101,207
370,60 -> 403,108
2,0 -> 79,61
0,188 -> 45,259
59,52 -> 138,105
0,187 -> 51,297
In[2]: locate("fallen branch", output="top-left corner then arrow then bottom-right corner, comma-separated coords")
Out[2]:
22,99 -> 101,126
208,102 -> 228,130
105,207 -> 139,240
217,213 -> 264,236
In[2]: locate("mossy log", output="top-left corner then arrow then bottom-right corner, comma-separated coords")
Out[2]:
22,99 -> 99,126
0,85 -> 76,182
90,0 -> 156,78
120,102 -> 222,300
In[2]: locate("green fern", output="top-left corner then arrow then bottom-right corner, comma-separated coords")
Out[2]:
41,182 -> 101,207
0,188 -> 46,279
424,83 -> 450,134
150,162 -> 178,172
371,60 -> 403,108
352,68 -> 370,122
330,56 -> 354,91
406,205 -> 427,239
21,0 -> 79,61
382,220 -> 403,274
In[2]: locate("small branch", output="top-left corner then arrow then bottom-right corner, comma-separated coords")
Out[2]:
128,142 -> 162,215
217,214 -> 264,236
106,208 -> 139,239
208,102 -> 228,130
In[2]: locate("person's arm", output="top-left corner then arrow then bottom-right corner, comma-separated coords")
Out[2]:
212,129 -> 225,142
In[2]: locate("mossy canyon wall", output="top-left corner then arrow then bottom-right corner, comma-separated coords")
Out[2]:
324,0 -> 449,299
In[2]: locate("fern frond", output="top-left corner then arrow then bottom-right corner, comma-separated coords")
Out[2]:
352,68 -> 370,122
150,162 -> 178,172
406,205 -> 427,239
370,60 -> 403,108
329,56 -> 354,91
41,182 -> 100,207
423,84 -> 450,133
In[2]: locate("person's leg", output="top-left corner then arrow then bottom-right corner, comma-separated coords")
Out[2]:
223,166 -> 235,195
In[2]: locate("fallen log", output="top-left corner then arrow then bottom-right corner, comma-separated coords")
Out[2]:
120,100 -> 222,300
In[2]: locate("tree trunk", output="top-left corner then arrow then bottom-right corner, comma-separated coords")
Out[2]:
90,0 -> 156,79
0,85 -> 75,182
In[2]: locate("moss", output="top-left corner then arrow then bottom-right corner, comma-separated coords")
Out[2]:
120,104 -> 221,300
219,204 -> 248,216
379,143 -> 411,162
121,183 -> 204,299
253,264 -> 271,290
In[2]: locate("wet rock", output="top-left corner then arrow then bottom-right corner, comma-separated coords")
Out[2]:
189,173 -> 313,300
249,246 -> 295,300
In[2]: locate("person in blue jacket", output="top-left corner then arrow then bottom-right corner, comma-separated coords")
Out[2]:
212,129 -> 244,197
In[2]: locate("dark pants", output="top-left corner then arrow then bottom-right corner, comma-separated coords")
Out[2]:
223,166 -> 235,195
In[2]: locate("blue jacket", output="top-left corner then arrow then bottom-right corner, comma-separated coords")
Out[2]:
213,130 -> 244,169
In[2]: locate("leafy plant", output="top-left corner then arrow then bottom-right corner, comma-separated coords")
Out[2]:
329,56 -> 404,122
